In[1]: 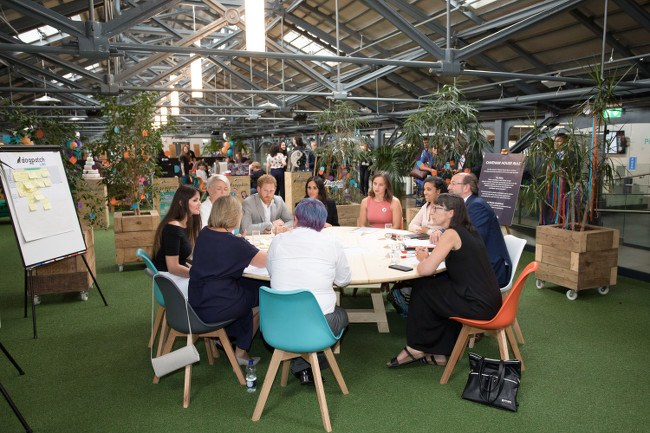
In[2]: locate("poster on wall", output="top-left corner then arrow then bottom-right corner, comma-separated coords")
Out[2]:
229,175 -> 251,203
478,153 -> 527,226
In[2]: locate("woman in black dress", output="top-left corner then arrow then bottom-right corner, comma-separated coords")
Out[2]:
189,195 -> 267,365
304,176 -> 339,227
387,193 -> 502,368
152,185 -> 202,296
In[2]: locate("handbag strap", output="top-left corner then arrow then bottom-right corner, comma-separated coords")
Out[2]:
477,357 -> 507,405
150,276 -> 194,361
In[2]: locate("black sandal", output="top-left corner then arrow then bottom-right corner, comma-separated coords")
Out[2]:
420,354 -> 447,366
387,346 -> 423,368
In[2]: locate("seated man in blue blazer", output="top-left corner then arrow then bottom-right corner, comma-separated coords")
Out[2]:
241,174 -> 293,234
447,172 -> 512,287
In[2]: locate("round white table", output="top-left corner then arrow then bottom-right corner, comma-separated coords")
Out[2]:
243,226 -> 444,333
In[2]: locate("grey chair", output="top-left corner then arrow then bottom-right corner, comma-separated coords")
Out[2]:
153,274 -> 246,407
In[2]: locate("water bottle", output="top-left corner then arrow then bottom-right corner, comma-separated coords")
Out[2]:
246,359 -> 257,393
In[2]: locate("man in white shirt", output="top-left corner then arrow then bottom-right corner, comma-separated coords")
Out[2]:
267,198 -> 351,383
200,174 -> 230,228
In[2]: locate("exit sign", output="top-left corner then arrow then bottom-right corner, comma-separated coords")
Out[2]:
605,107 -> 622,118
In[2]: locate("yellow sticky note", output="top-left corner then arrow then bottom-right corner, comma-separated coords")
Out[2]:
42,198 -> 51,210
13,171 -> 29,182
28,202 -> 38,212
23,181 -> 34,190
17,184 -> 28,197
33,191 -> 44,201
34,180 -> 45,188
42,178 -> 52,187
28,171 -> 40,179
41,170 -> 50,178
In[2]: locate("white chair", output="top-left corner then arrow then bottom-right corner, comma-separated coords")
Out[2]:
502,234 -> 528,344
468,234 -> 527,349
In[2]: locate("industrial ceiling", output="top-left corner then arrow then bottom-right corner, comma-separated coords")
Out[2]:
0,0 -> 649,140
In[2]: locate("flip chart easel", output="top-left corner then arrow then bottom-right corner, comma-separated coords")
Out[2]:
0,146 -> 107,338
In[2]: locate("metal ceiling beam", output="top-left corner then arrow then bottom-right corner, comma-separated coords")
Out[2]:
360,0 -> 445,59
457,0 -> 585,61
0,0 -> 101,35
613,0 -> 650,33
570,9 -> 650,77
103,0 -> 183,37
2,0 -> 85,37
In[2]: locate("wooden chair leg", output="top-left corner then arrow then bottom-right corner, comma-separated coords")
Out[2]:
440,325 -> 472,384
216,330 -> 245,385
323,348 -> 348,395
513,317 -> 525,344
149,307 -> 164,348
505,326 -> 525,371
496,329 -> 511,360
280,359 -> 291,387
204,337 -> 215,365
181,334 -> 193,408
156,313 -> 168,357
309,352 -> 332,432
252,349 -> 284,422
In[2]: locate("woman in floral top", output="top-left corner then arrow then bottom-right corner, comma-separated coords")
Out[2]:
266,143 -> 287,199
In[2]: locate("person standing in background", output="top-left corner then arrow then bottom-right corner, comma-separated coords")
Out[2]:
266,143 -> 287,199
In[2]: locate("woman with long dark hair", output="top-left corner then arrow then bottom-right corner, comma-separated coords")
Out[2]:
152,185 -> 202,296
304,176 -> 338,227
387,193 -> 502,368
408,176 -> 448,235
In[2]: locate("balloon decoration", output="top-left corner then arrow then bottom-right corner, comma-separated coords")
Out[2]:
227,148 -> 233,157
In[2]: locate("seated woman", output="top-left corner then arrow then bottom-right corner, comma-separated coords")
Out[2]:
358,171 -> 403,229
188,195 -> 266,366
152,185 -> 202,298
408,176 -> 448,236
387,193 -> 502,368
304,176 -> 338,227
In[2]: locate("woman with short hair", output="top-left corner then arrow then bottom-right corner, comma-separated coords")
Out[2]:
189,195 -> 267,366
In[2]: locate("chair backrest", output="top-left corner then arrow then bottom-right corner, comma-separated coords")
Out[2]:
501,235 -> 528,293
259,286 -> 342,353
136,248 -> 165,307
154,274 -> 232,335
480,261 -> 539,330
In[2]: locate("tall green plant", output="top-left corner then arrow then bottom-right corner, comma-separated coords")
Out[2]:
316,101 -> 369,203
89,92 -> 174,214
522,69 -> 622,230
370,143 -> 413,197
402,84 -> 488,168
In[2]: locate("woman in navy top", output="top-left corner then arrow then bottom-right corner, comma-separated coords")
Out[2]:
304,176 -> 339,227
189,195 -> 267,365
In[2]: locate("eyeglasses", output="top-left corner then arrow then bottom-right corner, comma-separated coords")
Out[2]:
431,205 -> 450,213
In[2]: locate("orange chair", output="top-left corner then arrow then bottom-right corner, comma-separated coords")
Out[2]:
439,261 -> 539,385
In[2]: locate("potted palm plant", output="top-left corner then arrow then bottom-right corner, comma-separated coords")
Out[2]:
522,71 -> 622,300
316,101 -> 370,225
89,92 -> 174,270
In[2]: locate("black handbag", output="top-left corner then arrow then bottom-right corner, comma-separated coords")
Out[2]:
461,352 -> 521,412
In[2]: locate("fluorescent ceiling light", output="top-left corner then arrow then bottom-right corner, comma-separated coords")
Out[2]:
259,101 -> 279,110
541,79 -> 566,88
245,0 -> 265,52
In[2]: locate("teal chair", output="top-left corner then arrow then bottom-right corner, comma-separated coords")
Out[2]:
136,248 -> 166,356
252,287 -> 349,432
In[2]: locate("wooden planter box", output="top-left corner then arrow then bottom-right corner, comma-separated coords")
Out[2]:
535,224 -> 619,298
337,203 -> 361,227
114,210 -> 159,271
30,225 -> 95,298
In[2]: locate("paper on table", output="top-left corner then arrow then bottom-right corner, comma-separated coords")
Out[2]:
352,227 -> 378,235
404,238 -> 436,249
243,265 -> 269,276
